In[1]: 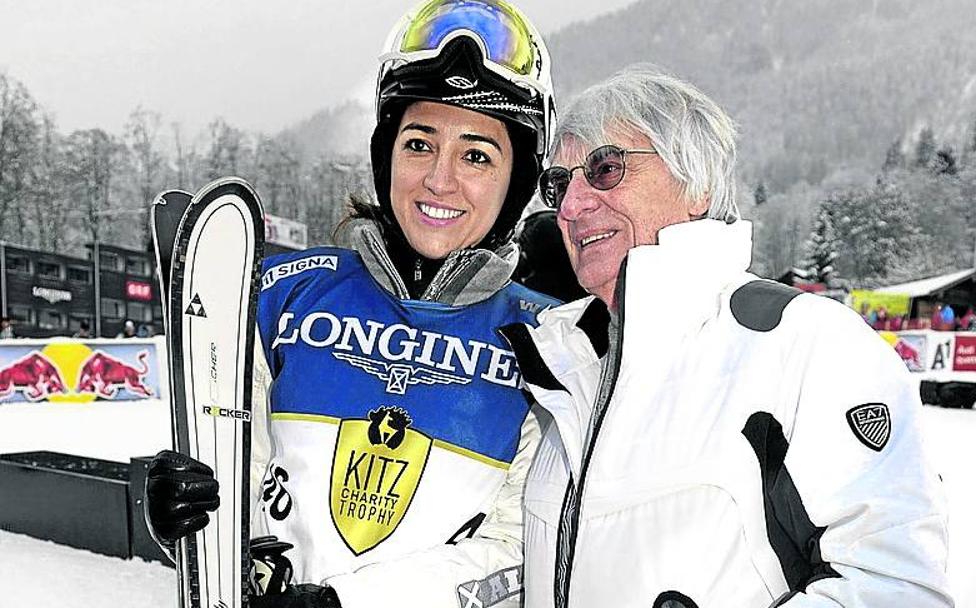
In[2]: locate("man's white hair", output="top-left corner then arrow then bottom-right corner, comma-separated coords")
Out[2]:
549,65 -> 739,222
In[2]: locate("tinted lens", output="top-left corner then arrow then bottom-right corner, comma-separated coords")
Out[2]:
539,167 -> 571,209
585,145 -> 626,190
400,0 -> 536,76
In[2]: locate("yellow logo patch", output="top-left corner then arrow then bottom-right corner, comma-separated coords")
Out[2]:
330,407 -> 431,555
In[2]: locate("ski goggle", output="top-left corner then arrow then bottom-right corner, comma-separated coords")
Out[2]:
539,145 -> 658,210
380,0 -> 548,91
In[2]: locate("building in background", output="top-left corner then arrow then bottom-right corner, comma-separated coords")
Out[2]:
0,242 -> 156,338
1,214 -> 307,338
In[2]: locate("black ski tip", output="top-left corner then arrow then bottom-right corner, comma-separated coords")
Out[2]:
152,189 -> 193,208
191,177 -> 261,207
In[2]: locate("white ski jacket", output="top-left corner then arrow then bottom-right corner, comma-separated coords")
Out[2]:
247,220 -> 558,608
502,219 -> 952,608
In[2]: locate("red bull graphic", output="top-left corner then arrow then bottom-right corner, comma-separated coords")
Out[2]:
0,351 -> 69,401
894,337 -> 925,372
879,331 -> 927,373
76,350 -> 154,398
0,340 -> 163,404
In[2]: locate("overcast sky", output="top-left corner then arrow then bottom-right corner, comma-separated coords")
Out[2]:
1,0 -> 635,137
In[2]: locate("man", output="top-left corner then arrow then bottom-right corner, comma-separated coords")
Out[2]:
0,317 -> 14,339
116,319 -> 136,339
501,67 -> 952,607
72,320 -> 92,339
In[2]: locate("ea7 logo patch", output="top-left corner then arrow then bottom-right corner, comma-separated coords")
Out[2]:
846,403 -> 890,451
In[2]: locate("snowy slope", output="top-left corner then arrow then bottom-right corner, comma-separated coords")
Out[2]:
0,402 -> 973,606
0,399 -> 171,462
0,530 -> 175,608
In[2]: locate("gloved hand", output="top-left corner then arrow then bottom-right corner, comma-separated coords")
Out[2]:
143,449 -> 220,554
250,583 -> 342,608
250,536 -> 295,596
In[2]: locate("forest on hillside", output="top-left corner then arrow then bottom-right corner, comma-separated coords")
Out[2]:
0,73 -> 373,256
2,0 -> 976,287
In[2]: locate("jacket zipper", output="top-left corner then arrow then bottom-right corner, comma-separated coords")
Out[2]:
422,250 -> 474,302
363,230 -> 409,299
553,261 -> 628,608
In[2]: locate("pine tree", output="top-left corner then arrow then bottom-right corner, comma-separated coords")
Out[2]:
934,145 -> 958,175
882,137 -> 906,173
801,205 -> 838,285
753,181 -> 768,206
822,182 -> 920,285
915,126 -> 937,169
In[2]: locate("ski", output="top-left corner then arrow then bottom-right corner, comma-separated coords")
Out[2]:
150,189 -> 193,321
149,188 -> 195,607
153,178 -> 265,608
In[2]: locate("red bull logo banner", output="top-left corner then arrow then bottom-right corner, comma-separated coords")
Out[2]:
0,339 -> 163,404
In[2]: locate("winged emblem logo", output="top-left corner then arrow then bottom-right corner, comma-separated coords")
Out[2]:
333,352 -> 471,395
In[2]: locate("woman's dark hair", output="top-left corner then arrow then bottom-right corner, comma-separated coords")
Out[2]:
332,193 -> 394,244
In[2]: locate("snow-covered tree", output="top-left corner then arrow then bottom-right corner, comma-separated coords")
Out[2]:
882,137 -> 906,173
934,145 -> 958,176
753,181 -> 768,206
800,204 -> 838,284
915,126 -> 937,169
823,182 -> 920,285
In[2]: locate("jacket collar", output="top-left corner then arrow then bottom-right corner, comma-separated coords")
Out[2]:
504,219 -> 754,477
620,218 -> 753,352
336,218 -> 520,306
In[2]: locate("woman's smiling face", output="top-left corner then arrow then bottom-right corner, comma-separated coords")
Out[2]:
389,101 -> 513,259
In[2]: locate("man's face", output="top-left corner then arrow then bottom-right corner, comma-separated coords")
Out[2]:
554,128 -> 707,307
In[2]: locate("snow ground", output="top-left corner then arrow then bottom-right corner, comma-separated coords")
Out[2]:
0,401 -> 973,607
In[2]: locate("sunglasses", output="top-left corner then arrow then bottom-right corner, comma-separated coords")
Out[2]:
538,145 -> 658,210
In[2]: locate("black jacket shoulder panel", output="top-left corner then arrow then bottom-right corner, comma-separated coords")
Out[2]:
730,280 -> 803,332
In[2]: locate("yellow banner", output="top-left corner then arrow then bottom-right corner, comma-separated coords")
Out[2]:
850,290 -> 911,318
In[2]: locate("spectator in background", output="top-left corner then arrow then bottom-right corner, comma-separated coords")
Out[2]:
872,305 -> 889,331
72,321 -> 92,339
959,307 -> 976,331
0,317 -> 14,339
867,306 -> 878,326
116,319 -> 136,339
890,313 -> 904,332
940,303 -> 956,329
931,304 -> 944,330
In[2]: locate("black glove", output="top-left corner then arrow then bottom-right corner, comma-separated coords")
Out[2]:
144,449 -> 220,552
250,583 -> 341,608
250,536 -> 295,596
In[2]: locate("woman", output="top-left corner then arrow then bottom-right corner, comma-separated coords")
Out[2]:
145,2 -> 559,607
